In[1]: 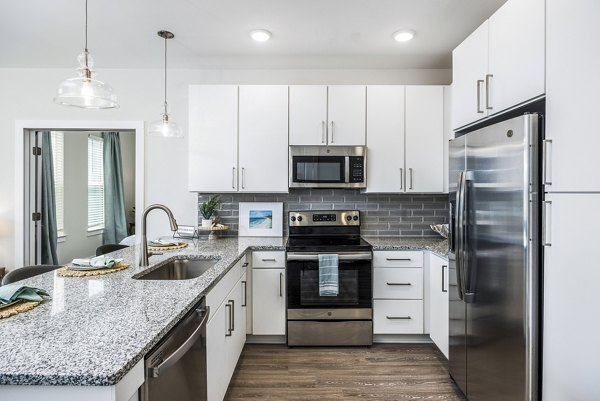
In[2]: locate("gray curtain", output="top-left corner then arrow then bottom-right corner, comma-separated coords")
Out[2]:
102,132 -> 128,244
41,131 -> 58,265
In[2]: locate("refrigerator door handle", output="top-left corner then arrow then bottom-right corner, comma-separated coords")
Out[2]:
543,139 -> 553,186
462,171 -> 474,300
456,171 -> 465,301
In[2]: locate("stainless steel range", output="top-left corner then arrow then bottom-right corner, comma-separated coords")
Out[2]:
286,210 -> 373,346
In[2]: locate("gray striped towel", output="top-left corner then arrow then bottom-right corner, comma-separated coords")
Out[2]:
319,254 -> 339,297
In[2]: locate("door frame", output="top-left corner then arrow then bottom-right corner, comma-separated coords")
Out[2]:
14,120 -> 145,268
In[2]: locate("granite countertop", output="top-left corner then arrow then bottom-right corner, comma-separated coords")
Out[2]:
0,235 -> 447,387
365,236 -> 449,258
0,237 -> 285,387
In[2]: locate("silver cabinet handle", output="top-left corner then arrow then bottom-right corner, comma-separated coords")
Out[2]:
241,167 -> 246,189
399,168 -> 403,189
262,258 -> 276,262
476,79 -> 484,114
543,200 -> 552,246
543,139 -> 553,185
242,281 -> 247,307
409,168 -> 414,190
386,282 -> 412,286
386,258 -> 411,261
150,307 -> 210,378
386,316 -> 411,320
330,121 -> 334,143
279,272 -> 284,297
321,121 -> 326,144
442,265 -> 448,293
485,74 -> 493,110
232,167 -> 236,189
229,299 -> 235,332
225,302 -> 232,337
242,262 -> 249,267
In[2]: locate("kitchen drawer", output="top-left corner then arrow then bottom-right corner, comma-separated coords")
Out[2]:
373,251 -> 423,268
373,268 -> 423,300
252,251 -> 286,268
206,261 -> 242,314
373,300 -> 424,334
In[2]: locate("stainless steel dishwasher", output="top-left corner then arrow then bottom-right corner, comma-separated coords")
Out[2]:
141,297 -> 209,401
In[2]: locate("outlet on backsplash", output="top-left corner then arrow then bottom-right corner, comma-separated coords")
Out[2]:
198,189 -> 448,237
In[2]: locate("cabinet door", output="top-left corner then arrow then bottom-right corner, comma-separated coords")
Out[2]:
366,86 -> 405,193
429,254 -> 449,359
243,264 -> 252,334
252,268 -> 286,335
452,21 -> 489,129
188,85 -> 238,192
225,279 -> 246,379
289,85 -> 328,145
543,194 -> 600,401
327,85 -> 366,146
206,301 -> 228,401
405,86 -> 445,193
488,0 -> 545,114
238,85 -> 289,192
545,0 -> 600,192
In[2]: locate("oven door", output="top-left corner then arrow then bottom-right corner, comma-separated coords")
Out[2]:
286,252 -> 372,310
290,155 -> 347,187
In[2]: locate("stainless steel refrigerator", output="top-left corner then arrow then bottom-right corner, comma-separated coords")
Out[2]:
448,113 -> 541,401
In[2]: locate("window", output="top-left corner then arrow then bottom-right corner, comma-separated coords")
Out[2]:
50,132 -> 65,236
88,135 -> 104,231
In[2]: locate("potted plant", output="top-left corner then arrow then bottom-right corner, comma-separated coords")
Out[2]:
200,195 -> 221,228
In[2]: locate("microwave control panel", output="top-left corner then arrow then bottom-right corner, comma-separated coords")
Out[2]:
349,156 -> 364,183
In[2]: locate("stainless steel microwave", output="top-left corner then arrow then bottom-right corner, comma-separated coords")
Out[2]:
289,146 -> 367,189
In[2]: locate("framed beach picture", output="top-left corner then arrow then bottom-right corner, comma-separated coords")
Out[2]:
238,202 -> 283,237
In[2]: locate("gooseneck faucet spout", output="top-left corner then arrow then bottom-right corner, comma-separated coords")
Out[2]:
139,204 -> 178,267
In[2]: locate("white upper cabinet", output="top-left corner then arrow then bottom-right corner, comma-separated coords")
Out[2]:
488,0 -> 545,113
327,85 -> 367,146
452,21 -> 490,129
289,85 -> 328,145
290,85 -> 366,146
238,85 -> 289,193
188,85 -> 239,192
452,0 -> 545,130
366,86 -> 405,192
405,86 -> 445,193
545,0 -> 600,192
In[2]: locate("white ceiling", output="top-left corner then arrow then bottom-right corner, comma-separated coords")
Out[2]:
0,0 -> 506,69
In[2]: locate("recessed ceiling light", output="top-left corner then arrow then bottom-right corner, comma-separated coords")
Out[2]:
250,29 -> 272,42
393,30 -> 415,42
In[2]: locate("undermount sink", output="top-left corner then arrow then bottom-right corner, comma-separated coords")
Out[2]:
135,258 -> 218,280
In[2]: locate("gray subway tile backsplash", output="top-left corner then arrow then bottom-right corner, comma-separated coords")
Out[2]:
198,189 -> 449,237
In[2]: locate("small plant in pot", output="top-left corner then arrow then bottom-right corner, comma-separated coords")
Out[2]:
200,195 -> 221,228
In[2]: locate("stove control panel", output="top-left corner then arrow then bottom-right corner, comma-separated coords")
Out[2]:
289,210 -> 360,227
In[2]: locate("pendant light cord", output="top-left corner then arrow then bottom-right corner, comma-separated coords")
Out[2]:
164,35 -> 168,115
85,0 -> 88,51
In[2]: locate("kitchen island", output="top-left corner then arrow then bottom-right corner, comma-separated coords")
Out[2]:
0,235 -> 446,401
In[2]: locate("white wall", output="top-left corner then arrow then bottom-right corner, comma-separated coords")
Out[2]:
120,131 -> 136,228
0,67 -> 450,270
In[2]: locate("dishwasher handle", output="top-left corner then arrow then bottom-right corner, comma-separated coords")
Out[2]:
150,306 -> 210,378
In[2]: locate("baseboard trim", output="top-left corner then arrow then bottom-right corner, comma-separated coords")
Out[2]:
246,335 -> 287,344
373,334 -> 433,344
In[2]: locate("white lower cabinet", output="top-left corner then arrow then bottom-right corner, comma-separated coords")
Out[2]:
373,251 -> 424,335
428,254 -> 449,358
252,267 -> 286,335
206,261 -> 246,401
373,300 -> 424,334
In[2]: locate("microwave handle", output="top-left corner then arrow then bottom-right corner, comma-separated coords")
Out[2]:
344,156 -> 350,183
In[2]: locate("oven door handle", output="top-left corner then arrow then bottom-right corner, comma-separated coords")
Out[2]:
286,253 -> 372,261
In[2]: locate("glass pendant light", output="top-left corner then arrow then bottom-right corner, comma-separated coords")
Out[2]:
54,0 -> 118,109
148,31 -> 182,138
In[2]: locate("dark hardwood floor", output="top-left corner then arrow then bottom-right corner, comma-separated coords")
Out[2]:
225,344 -> 467,400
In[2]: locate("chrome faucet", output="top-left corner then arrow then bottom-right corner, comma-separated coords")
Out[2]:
139,204 -> 179,267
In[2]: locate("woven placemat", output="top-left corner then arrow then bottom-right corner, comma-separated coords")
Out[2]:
147,242 -> 188,251
0,301 -> 41,320
57,262 -> 130,277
